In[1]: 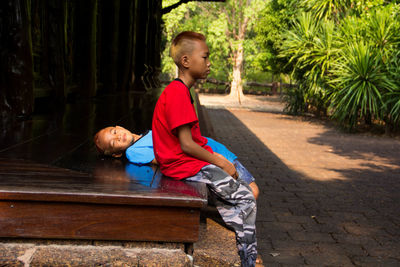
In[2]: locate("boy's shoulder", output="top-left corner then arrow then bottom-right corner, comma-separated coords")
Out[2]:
161,79 -> 191,100
165,79 -> 187,92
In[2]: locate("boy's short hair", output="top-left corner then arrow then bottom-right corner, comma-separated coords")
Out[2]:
170,31 -> 206,67
94,131 -> 117,157
94,132 -> 109,156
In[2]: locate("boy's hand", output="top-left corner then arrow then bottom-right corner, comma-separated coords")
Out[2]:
177,125 -> 238,179
214,152 -> 238,179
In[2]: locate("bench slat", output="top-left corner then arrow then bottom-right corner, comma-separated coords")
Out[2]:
0,200 -> 200,242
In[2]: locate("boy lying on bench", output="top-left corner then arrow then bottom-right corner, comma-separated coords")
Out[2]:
94,126 -> 259,199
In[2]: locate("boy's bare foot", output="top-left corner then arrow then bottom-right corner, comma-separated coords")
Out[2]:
256,255 -> 264,267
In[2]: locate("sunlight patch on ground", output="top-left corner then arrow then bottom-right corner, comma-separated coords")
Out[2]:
229,109 -> 400,182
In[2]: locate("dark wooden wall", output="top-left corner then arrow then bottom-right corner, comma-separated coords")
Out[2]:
0,0 -> 162,120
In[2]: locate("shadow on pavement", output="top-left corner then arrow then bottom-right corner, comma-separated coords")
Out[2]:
205,107 -> 400,266
308,128 -> 400,166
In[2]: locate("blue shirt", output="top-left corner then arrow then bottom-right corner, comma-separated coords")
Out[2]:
125,130 -> 154,165
205,137 -> 237,162
125,130 -> 237,165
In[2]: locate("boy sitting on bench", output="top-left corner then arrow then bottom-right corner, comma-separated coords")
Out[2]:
94,126 -> 259,199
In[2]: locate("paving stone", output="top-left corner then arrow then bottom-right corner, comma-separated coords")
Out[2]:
276,214 -> 315,224
257,239 -> 274,252
262,229 -> 291,241
337,244 -> 368,258
288,207 -> 321,216
271,240 -> 318,253
373,234 -> 400,246
312,242 -> 368,264
343,223 -> 387,237
328,212 -> 368,222
302,252 -> 353,266
264,250 -> 306,266
351,256 -> 400,267
288,231 -> 336,243
301,221 -> 347,234
313,216 -> 335,225
332,233 -> 380,246
256,211 -> 276,222
362,242 -> 400,259
261,221 -> 302,232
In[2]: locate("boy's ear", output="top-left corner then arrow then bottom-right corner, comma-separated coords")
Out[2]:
181,55 -> 189,68
112,152 -> 123,158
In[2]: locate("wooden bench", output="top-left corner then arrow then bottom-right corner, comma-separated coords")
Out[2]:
0,92 -> 207,244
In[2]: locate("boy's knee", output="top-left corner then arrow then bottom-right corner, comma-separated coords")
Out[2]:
249,182 -> 259,200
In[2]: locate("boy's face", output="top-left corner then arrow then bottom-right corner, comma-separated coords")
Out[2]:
96,126 -> 134,157
186,39 -> 211,79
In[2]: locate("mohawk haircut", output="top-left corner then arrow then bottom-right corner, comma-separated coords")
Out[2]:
170,31 -> 206,67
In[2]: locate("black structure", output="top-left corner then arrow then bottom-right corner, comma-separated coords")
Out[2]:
0,0 -> 163,120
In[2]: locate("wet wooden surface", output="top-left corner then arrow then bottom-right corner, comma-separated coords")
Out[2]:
0,92 -> 207,241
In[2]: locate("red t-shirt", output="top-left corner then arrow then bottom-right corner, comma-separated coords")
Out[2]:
152,80 -> 212,180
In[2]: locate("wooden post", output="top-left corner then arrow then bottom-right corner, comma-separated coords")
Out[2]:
99,0 -> 120,93
47,0 -> 67,103
75,0 -> 97,97
118,0 -> 136,91
0,0 -> 34,118
132,0 -> 147,91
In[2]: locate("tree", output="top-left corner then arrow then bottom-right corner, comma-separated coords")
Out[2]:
255,0 -> 299,77
217,0 -> 265,103
161,0 -> 266,103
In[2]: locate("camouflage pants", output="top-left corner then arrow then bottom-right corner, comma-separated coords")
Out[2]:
187,164 -> 257,267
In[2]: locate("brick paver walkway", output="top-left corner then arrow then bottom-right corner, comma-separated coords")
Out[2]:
200,94 -> 400,266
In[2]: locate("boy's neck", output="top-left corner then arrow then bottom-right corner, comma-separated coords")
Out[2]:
177,73 -> 195,89
132,133 -> 141,142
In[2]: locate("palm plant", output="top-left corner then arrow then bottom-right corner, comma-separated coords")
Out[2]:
330,42 -> 396,130
300,0 -> 351,21
338,16 -> 366,45
282,12 -> 320,66
281,13 -> 340,115
384,49 -> 400,130
282,81 -> 308,115
280,12 -> 321,114
366,7 -> 400,62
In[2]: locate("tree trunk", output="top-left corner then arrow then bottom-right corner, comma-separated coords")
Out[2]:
229,41 -> 245,104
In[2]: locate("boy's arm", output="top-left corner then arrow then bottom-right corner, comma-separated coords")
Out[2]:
177,124 -> 238,178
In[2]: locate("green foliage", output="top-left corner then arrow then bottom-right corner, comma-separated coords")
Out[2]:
282,82 -> 308,114
330,42 -> 395,129
366,6 -> 400,59
255,0 -> 298,75
161,0 -> 268,83
300,0 -> 351,20
277,0 -> 400,131
280,12 -> 340,115
385,49 -> 400,126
